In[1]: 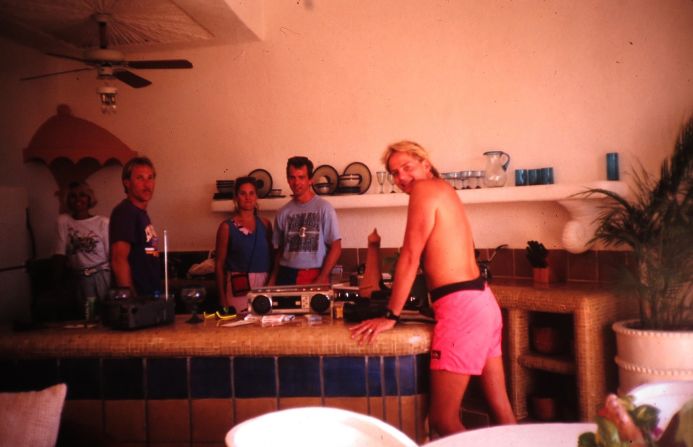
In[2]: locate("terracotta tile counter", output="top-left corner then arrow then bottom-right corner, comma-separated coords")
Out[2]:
0,315 -> 432,445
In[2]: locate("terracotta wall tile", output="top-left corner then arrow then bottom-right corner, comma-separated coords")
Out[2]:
104,400 -> 146,442
379,248 -> 400,274
546,250 -> 567,282
368,395 -> 385,419
384,395 -> 401,431
567,251 -> 598,281
513,249 -> 533,278
399,395 -> 418,442
597,251 -> 628,283
147,399 -> 190,442
338,248 -> 359,275
234,397 -> 277,425
322,396 -> 369,414
191,399 -> 233,443
59,399 -> 103,445
278,396 -> 322,410
488,248 -> 514,278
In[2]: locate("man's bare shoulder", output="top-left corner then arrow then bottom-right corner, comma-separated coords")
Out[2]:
410,178 -> 456,199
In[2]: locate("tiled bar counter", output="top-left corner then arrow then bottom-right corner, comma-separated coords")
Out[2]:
0,314 -> 432,446
0,282 -> 636,445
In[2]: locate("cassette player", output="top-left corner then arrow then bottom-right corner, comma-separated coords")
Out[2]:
247,284 -> 333,315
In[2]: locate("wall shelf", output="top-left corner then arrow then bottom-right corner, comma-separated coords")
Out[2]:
211,181 -> 628,253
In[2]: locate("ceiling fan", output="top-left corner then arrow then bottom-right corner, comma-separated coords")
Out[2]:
20,13 -> 193,88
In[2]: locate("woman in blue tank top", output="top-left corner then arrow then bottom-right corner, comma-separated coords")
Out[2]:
215,177 -> 273,312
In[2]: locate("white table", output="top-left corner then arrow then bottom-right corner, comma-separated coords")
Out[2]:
423,423 -> 597,447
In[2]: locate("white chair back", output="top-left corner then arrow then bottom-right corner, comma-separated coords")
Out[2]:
225,406 -> 418,447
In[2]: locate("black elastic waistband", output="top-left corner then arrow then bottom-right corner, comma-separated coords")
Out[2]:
430,276 -> 486,302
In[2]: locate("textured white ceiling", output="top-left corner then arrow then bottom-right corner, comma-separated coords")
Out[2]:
0,0 -> 262,55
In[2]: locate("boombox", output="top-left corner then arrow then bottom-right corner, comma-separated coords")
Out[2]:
247,284 -> 333,315
102,296 -> 176,330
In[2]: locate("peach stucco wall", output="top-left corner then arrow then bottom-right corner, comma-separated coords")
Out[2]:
1,0 -> 692,257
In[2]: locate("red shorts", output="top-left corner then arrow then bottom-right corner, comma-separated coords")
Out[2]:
429,286 -> 503,375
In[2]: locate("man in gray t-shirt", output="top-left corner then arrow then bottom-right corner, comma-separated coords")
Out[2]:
270,156 -> 341,285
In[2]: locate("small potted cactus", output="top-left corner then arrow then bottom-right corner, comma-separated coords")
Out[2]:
526,240 -> 553,285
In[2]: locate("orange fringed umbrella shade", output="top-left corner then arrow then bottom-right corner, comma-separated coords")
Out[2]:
23,104 -> 138,190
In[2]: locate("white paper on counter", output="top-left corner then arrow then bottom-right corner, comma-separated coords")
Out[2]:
261,314 -> 295,325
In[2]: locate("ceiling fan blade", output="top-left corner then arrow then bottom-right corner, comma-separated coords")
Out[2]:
21,67 -> 94,81
114,69 -> 152,88
45,52 -> 90,64
127,59 -> 193,69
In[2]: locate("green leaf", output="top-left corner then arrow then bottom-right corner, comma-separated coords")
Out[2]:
596,417 -> 625,447
631,404 -> 660,433
578,432 -> 598,447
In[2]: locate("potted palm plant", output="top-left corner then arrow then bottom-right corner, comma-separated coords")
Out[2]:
579,118 -> 693,392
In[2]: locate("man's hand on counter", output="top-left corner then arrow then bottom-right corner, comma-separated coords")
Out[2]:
349,317 -> 396,345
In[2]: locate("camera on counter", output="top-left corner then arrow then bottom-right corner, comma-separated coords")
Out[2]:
247,284 -> 333,315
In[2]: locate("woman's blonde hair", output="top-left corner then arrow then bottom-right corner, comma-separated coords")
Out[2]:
381,140 -> 441,178
61,181 -> 97,211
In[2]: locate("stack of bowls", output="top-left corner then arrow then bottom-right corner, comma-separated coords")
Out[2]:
216,180 -> 235,197
338,174 -> 361,188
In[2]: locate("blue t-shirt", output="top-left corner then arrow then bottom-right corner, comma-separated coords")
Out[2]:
225,215 -> 272,273
272,195 -> 340,269
109,199 -> 161,296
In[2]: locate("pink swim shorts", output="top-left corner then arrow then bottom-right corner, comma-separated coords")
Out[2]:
429,286 -> 503,375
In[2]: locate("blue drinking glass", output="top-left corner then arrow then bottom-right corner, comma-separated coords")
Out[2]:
606,153 -> 619,181
540,167 -> 554,184
528,169 -> 540,185
515,169 -> 528,186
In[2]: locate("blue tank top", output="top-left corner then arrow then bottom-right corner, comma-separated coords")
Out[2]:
225,216 -> 272,273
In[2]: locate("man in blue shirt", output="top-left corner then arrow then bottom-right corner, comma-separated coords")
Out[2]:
270,156 -> 341,285
109,157 -> 161,296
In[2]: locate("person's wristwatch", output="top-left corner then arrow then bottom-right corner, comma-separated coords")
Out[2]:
384,308 -> 400,323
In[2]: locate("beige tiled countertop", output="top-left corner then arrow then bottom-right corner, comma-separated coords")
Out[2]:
0,282 -> 632,362
0,314 -> 433,359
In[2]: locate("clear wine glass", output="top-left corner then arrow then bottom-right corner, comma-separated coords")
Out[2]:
181,286 -> 206,324
376,171 -> 387,194
387,173 -> 396,193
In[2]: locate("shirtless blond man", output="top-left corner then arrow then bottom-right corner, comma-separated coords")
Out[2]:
350,141 -> 516,436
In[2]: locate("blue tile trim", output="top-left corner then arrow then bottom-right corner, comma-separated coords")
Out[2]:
147,358 -> 187,399
191,357 -> 231,398
278,357 -> 321,397
103,358 -> 144,399
367,356 -> 382,397
234,357 -> 276,398
0,359 -> 20,392
417,353 -> 430,394
17,359 -> 59,392
3,353 -> 430,401
398,355 -> 416,395
60,358 -> 101,400
384,356 -> 397,396
324,356 -> 366,397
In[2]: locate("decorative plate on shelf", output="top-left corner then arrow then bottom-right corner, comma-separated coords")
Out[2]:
248,169 -> 273,198
312,164 -> 339,195
344,162 -> 372,194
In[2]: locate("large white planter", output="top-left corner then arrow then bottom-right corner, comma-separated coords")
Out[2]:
613,319 -> 693,393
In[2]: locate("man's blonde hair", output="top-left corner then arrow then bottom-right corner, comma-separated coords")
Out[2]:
381,140 -> 441,178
